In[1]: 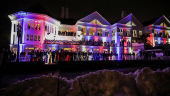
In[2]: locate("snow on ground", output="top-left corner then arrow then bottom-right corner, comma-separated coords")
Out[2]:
1,67 -> 170,96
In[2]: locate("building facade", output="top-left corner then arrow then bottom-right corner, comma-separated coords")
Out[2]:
8,11 -> 170,58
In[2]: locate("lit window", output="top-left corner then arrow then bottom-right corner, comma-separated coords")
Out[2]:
139,31 -> 142,37
112,29 -> 115,36
165,30 -> 168,38
31,22 -> 34,29
133,30 -> 137,37
27,21 -> 30,29
89,28 -> 95,36
98,29 -> 102,36
119,28 -> 123,36
38,24 -> 40,30
154,30 -> 157,36
35,23 -> 37,30
30,34 -> 33,41
34,35 -> 37,41
81,27 -> 86,35
38,35 -> 40,41
27,34 -> 29,41
126,30 -> 130,36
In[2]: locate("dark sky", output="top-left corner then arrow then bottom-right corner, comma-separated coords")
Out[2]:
0,0 -> 169,49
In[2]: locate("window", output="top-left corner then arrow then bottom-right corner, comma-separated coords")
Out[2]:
139,31 -> 142,37
13,34 -> 15,44
98,29 -> 102,36
154,30 -> 157,37
38,24 -> 40,30
27,21 -> 30,29
47,25 -> 49,32
126,30 -> 130,36
89,28 -> 95,35
27,34 -> 29,41
35,24 -> 37,30
31,21 -> 34,29
35,21 -> 37,30
50,25 -> 51,33
105,30 -> 109,37
119,28 -> 123,36
51,26 -> 53,33
30,34 -> 33,41
45,24 -> 47,31
165,30 -> 168,38
34,35 -> 37,41
81,27 -> 86,35
133,30 -> 137,37
38,35 -> 40,41
112,29 -> 115,36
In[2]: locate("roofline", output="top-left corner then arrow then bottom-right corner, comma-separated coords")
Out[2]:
78,11 -> 111,25
117,13 -> 143,26
8,11 -> 61,24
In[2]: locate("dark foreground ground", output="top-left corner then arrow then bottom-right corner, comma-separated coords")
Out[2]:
0,60 -> 169,89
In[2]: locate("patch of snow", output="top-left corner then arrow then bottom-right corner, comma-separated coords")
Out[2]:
1,67 -> 170,96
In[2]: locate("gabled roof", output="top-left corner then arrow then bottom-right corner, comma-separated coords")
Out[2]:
23,3 -> 53,18
78,11 -> 111,25
142,15 -> 170,26
116,13 -> 143,26
142,16 -> 161,26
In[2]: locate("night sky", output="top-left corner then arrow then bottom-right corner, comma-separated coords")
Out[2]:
0,0 -> 169,49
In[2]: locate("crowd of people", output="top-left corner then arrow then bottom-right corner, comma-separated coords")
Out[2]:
0,48 -> 160,65
25,49 -> 120,64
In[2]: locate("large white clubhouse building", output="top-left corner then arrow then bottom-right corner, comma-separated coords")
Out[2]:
8,10 -> 170,58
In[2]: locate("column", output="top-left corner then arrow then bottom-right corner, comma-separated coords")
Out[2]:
123,29 -> 126,36
22,18 -> 25,44
86,27 -> 89,35
102,29 -> 105,37
11,22 -> 14,44
95,27 -> 98,36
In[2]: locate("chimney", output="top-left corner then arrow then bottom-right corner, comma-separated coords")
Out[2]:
66,7 -> 69,19
121,10 -> 127,18
61,7 -> 65,18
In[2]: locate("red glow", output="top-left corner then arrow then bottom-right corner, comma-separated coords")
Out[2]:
94,36 -> 99,41
99,46 -> 103,52
163,38 -> 167,44
124,47 -> 127,53
147,33 -> 153,46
